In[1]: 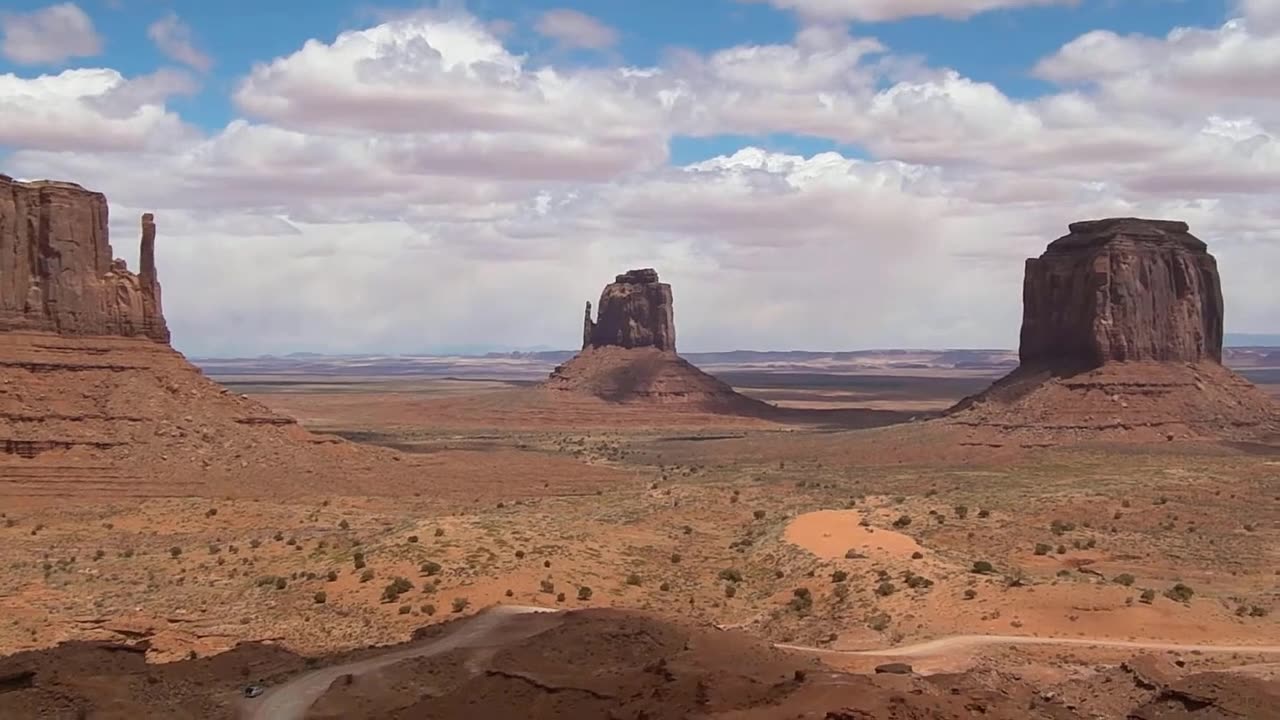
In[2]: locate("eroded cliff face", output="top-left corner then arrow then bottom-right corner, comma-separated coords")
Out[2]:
585,268 -> 676,352
0,175 -> 169,343
1019,218 -> 1223,369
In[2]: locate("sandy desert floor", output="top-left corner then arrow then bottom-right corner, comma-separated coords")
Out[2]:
2,369 -> 1276,688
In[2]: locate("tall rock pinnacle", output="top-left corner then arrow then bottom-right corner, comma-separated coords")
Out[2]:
1019,218 -> 1223,369
0,175 -> 169,343
583,268 -> 676,352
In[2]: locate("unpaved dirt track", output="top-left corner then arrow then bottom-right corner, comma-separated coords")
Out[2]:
242,605 -> 1280,720
239,606 -> 557,720
776,634 -> 1280,658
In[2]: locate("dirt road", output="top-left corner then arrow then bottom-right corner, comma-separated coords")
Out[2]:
242,606 -> 1280,719
776,634 -> 1280,657
239,606 -> 557,720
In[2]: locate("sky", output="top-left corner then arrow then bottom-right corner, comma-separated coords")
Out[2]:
1,0 -> 1277,356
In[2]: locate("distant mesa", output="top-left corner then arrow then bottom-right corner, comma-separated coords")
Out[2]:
949,218 -> 1278,440
547,269 -> 768,412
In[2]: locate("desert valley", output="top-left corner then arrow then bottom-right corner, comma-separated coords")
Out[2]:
0,174 -> 1277,719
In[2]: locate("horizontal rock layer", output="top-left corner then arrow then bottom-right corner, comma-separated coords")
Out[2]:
1020,218 -> 1223,369
584,268 -> 676,352
0,175 -> 169,343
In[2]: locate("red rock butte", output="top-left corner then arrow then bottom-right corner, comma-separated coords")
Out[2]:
949,218 -> 1278,441
546,269 -> 768,412
0,176 -> 423,498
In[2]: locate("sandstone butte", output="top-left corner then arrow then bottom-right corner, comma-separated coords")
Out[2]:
949,217 -> 1279,440
0,175 -> 426,498
547,268 -> 768,411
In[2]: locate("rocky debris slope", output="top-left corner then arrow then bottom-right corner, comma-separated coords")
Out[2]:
2,609 -> 1276,720
949,218 -> 1278,442
1,176 -> 168,342
547,269 -> 769,412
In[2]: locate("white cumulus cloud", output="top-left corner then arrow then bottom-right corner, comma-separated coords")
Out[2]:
1,2 -> 102,64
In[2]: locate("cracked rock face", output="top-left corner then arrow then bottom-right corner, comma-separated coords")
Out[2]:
0,175 -> 169,343
583,268 -> 676,352
1019,218 -> 1223,369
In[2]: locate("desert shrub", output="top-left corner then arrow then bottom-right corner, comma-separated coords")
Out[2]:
1139,588 -> 1156,604
963,589 -> 977,600
954,505 -> 969,519
93,549 -> 105,561
892,515 -> 912,528
670,553 -> 682,564
976,509 -> 990,518
1085,538 -> 1097,549
682,525 -> 693,535
326,570 -> 338,582
971,560 -> 994,574
788,588 -> 813,613
286,537 -> 297,546
753,509 -> 766,520
893,496 -> 906,504
556,592 -> 566,602
120,548 -> 135,559
543,560 -> 551,568
1154,496 -> 1169,505
718,568 -> 743,583
1164,583 -> 1194,603
255,575 -> 278,587
274,577 -> 287,590
1249,605 -> 1269,617
451,597 -> 469,613
273,531 -> 284,541
659,582 -> 671,591
515,550 -> 525,559
577,586 -> 593,601
313,592 -> 326,604
906,574 -> 934,590
875,581 -> 897,597
434,528 -> 445,537
831,570 -> 849,583
1049,519 -> 1076,536
1056,545 -> 1067,555
724,584 -> 737,598
398,604 -> 411,615
249,539 -> 261,549
1034,543 -> 1051,556
423,603 -> 437,616
420,561 -> 442,576
626,573 -> 642,586
407,535 -> 419,544
540,579 -> 555,594
338,519 -> 349,530
205,508 -> 217,518
845,549 -> 866,559
169,547 -> 182,558
911,551 -> 923,560
360,569 -> 375,583
833,583 -> 850,600
505,589 -> 514,597
382,577 -> 413,602
867,612 -> 891,631
1113,573 -> 1136,586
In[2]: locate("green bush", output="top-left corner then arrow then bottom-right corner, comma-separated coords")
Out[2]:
577,586 -> 593,601
382,577 -> 413,601
452,597 -> 469,613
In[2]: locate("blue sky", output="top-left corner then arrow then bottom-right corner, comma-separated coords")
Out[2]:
1,0 -> 1275,355
0,0 -> 1236,162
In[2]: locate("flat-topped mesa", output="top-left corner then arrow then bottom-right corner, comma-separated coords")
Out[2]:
0,174 -> 169,343
1019,218 -> 1223,370
584,268 -> 676,352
